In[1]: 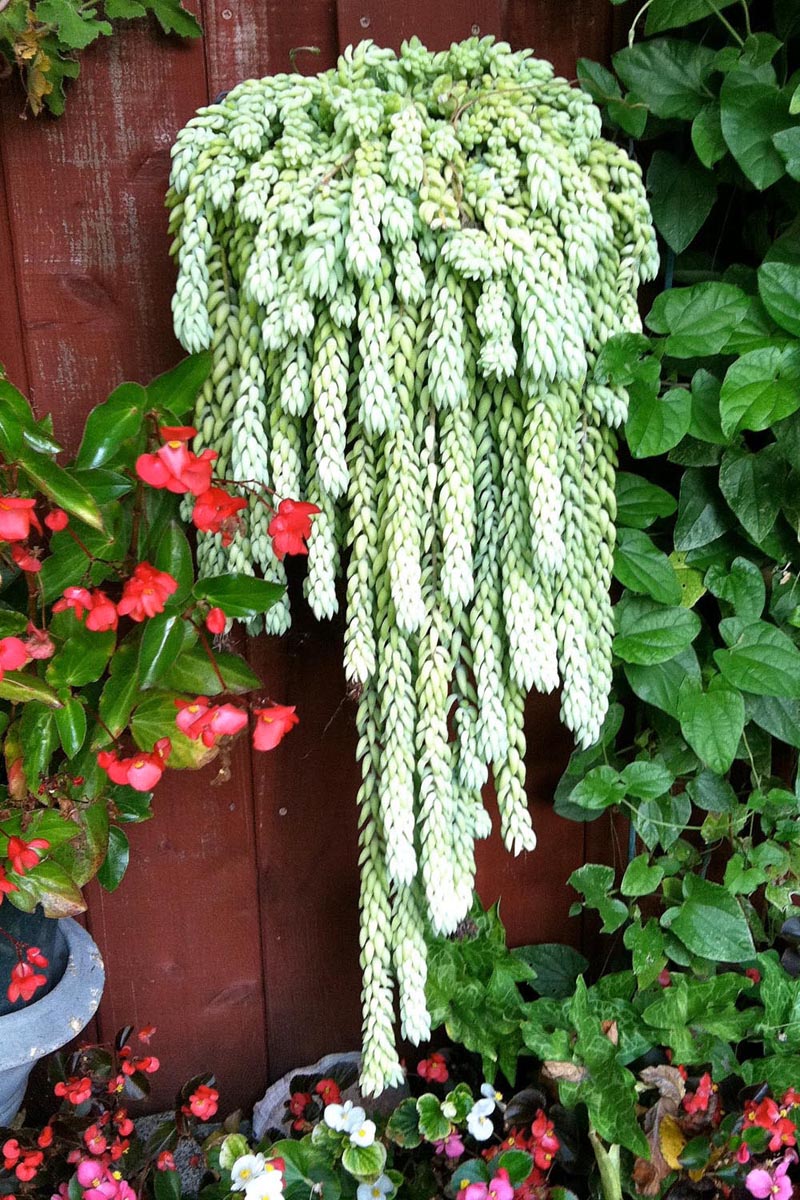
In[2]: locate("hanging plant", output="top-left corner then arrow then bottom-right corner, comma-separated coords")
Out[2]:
166,35 -> 658,1094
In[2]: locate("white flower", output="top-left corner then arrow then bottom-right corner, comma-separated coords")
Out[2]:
349,1118 -> 377,1148
244,1170 -> 283,1200
480,1083 -> 505,1112
466,1109 -> 494,1142
231,1155 -> 266,1191
356,1175 -> 393,1200
324,1100 -> 366,1132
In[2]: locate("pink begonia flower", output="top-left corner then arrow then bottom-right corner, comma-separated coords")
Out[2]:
433,1132 -> 464,1159
464,1170 -> 514,1200
76,1160 -> 117,1200
746,1154 -> 796,1200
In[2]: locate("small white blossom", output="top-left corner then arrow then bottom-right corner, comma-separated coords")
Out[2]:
356,1175 -> 393,1200
231,1155 -> 266,1191
479,1083 -> 504,1113
349,1118 -> 377,1148
466,1107 -> 494,1142
325,1100 -> 366,1132
244,1169 -> 283,1200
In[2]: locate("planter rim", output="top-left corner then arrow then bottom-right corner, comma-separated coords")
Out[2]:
0,918 -> 104,1071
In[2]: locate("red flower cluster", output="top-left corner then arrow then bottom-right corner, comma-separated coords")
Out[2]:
117,564 -> 177,622
683,1072 -> 717,1115
192,488 -> 247,546
54,1076 -> 93,1106
288,1091 -> 313,1132
2,1139 -> 44,1183
175,697 -> 248,747
53,587 -> 118,632
7,949 -> 48,1004
5,835 -> 49,876
417,1052 -> 449,1084
0,636 -> 29,681
315,1078 -> 341,1106
135,427 -> 216,495
97,737 -> 171,793
0,497 -> 43,576
184,1084 -> 219,1121
267,499 -> 321,559
744,1092 -> 799,1151
484,1111 -> 560,1198
118,1044 -> 160,1076
252,704 -> 299,751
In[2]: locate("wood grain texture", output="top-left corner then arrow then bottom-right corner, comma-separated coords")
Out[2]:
204,0 -> 339,94
0,145 -> 30,393
0,17 -> 208,440
337,0 -> 504,51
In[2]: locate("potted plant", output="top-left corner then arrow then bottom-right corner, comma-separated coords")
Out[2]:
0,355 -> 313,1122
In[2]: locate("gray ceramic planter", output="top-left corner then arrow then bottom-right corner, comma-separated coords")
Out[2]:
0,919 -> 104,1126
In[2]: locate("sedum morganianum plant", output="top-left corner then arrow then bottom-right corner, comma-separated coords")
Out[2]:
166,35 -> 658,1093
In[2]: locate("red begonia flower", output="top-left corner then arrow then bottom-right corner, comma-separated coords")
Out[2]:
97,738 -> 171,792
6,835 -> 49,875
417,1052 -> 449,1083
185,1084 -> 219,1120
85,591 -> 119,632
0,497 -> 40,542
55,1076 -> 93,1105
192,488 -> 247,546
136,428 -> 216,496
0,866 -> 18,902
44,509 -> 69,531
0,637 -> 30,680
10,543 -> 41,573
205,606 -> 227,635
53,586 -> 94,620
157,1152 -> 176,1172
7,961 -> 47,1004
26,946 -> 48,968
252,704 -> 299,751
175,698 -> 248,746
267,499 -> 320,560
117,563 -> 178,622
37,1125 -> 53,1149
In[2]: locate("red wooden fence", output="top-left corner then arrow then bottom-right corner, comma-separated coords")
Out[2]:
0,0 -> 623,1111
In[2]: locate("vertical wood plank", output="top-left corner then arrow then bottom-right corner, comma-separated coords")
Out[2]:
202,0 -> 339,95
336,0 -> 504,52
0,149 -> 30,393
0,20 -> 208,438
505,0 -> 612,76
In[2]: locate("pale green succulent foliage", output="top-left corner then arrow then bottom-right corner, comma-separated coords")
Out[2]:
167,35 -> 658,1094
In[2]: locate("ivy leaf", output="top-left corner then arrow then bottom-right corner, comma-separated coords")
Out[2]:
705,557 -> 765,621
614,528 -> 682,604
614,596 -> 701,665
720,65 -> 790,190
624,647 -> 701,718
674,468 -> 734,551
720,346 -> 800,436
625,386 -> 692,459
718,446 -> 786,544
621,855 -> 665,898
635,792 -> 691,852
647,151 -> 717,254
624,918 -> 667,988
691,103 -> 728,169
513,944 -> 588,1000
772,126 -> 800,181
758,234 -> 800,337
644,0 -> 737,34
714,621 -> 800,697
676,677 -> 745,773
669,875 -> 755,962
615,473 -> 676,529
613,38 -> 716,120
568,865 -> 628,934
34,0 -> 111,49
646,283 -> 750,358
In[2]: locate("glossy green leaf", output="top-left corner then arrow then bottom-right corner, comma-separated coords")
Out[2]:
18,447 -> 104,532
513,943 -> 588,999
647,151 -> 716,254
138,614 -> 185,688
0,380 -> 32,457
54,696 -> 87,758
624,647 -> 701,718
71,468 -> 134,504
14,860 -> 86,918
130,693 -> 217,769
193,574 -> 283,619
99,643 -> 141,738
621,855 -> 665,898
341,1141 -> 387,1183
19,701 -> 57,790
614,596 -> 701,665
625,386 -> 692,459
718,446 -> 785,543
614,528 -> 681,604
621,759 -> 674,800
168,647 -> 261,696
670,875 -> 755,962
758,235 -> 800,337
146,352 -> 211,417
97,826 -> 130,892
613,38 -> 716,120
691,102 -> 727,168
568,864 -> 628,934
677,677 -> 745,773
75,383 -> 148,469
152,520 -> 193,603
714,621 -> 800,697
647,283 -> 750,358
615,473 -> 676,529
46,625 -> 115,688
674,468 -> 734,551
772,125 -> 800,180
0,671 -> 63,708
644,0 -> 736,33
720,66 -> 790,190
705,557 -> 765,621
